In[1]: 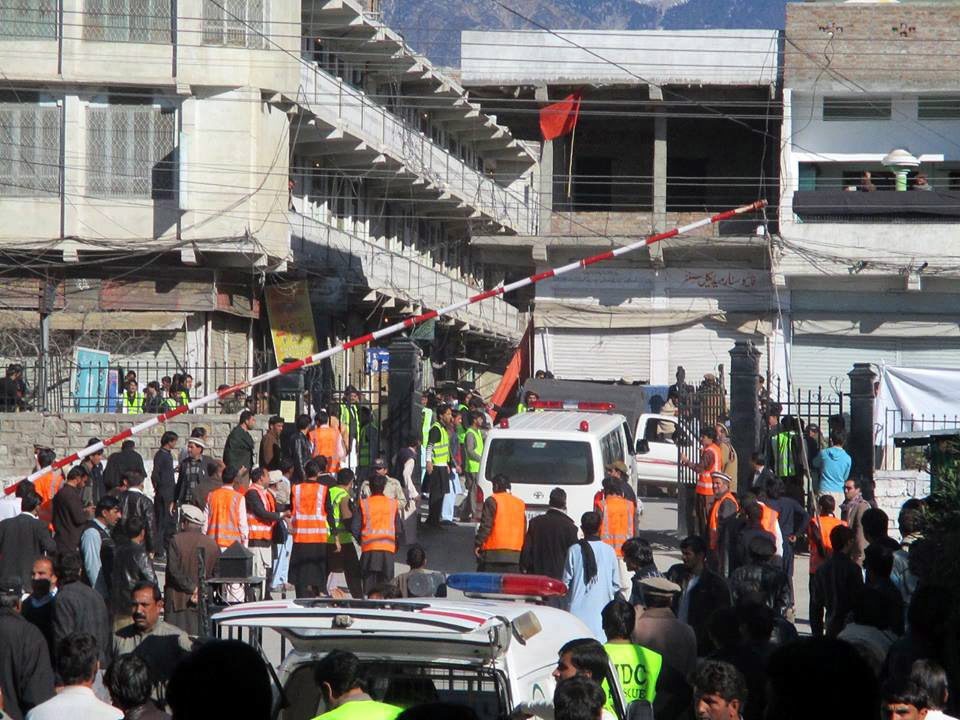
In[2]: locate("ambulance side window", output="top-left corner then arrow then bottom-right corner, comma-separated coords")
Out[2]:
601,430 -> 624,466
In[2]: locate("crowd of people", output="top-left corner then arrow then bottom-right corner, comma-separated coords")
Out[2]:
0,372 -> 954,720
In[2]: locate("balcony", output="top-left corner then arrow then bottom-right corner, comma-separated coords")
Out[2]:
296,63 -> 535,236
792,190 -> 960,224
289,211 -> 525,342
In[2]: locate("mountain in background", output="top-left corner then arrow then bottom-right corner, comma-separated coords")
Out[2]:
381,0 -> 787,67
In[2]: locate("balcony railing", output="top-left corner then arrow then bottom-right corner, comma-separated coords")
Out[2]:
792,190 -> 960,224
289,210 -> 525,341
299,63 -> 534,236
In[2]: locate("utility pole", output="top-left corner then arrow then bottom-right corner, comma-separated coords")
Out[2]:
38,276 -> 55,413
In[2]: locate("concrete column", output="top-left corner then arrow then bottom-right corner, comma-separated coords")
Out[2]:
729,341 -> 762,491
848,363 -> 877,483
535,85 -> 553,235
650,104 -> 667,265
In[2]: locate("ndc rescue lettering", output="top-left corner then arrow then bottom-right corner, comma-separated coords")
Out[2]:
616,661 -> 650,700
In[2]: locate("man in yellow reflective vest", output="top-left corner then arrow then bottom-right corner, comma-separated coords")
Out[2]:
461,410 -> 485,522
516,389 -> 539,415
313,650 -> 402,719
119,380 -> 144,414
424,404 -> 453,528
601,597 -> 662,710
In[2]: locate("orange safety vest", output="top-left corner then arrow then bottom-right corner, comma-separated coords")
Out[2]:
708,491 -> 740,551
309,426 -> 341,472
34,471 -> 64,529
359,495 -> 398,554
759,502 -> 780,538
599,495 -> 636,558
697,443 -> 722,496
291,482 -> 329,544
808,515 -> 845,574
247,485 -> 277,542
480,492 -> 526,552
206,486 -> 244,548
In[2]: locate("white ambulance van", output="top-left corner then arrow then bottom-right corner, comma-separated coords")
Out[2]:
476,403 -> 637,524
213,580 -> 644,719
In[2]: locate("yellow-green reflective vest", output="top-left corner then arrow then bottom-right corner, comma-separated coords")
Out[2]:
465,427 -> 484,473
314,699 -> 403,720
327,485 -> 353,544
430,422 -> 450,466
603,642 -> 663,707
122,392 -> 144,414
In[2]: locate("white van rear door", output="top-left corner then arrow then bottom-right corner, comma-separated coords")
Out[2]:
482,435 -> 597,517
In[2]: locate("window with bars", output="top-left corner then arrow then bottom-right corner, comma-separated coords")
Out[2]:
202,0 -> 266,49
823,96 -> 892,121
0,0 -> 57,39
86,103 -> 176,199
918,95 -> 960,120
83,0 -> 171,43
0,101 -> 61,197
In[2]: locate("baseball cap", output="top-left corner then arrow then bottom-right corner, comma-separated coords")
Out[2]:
605,460 -> 629,474
187,438 -> 207,450
373,458 -> 388,470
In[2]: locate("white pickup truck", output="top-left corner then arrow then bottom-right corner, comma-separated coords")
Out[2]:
632,412 -> 693,494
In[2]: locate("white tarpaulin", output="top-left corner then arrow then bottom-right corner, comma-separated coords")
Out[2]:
874,365 -> 960,446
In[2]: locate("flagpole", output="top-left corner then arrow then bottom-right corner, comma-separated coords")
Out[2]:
566,121 -> 577,199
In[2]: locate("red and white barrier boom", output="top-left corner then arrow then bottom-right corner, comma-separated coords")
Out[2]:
23,200 -> 766,484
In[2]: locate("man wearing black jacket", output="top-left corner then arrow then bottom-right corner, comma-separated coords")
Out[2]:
0,579 -> 55,720
520,488 -> 578,580
666,535 -> 731,656
223,411 -> 256,471
52,552 -> 111,669
290,414 -> 314,483
110,517 -> 158,622
52,466 -> 90,554
117,471 -> 157,556
0,491 -> 55,592
810,524 -> 864,639
103,440 -> 147,495
151,431 -> 179,560
79,439 -> 106,507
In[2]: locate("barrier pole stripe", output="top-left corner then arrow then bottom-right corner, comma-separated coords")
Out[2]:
21,199 -> 765,485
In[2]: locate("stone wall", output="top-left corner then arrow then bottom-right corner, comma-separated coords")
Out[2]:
874,469 -> 929,540
0,412 -> 269,486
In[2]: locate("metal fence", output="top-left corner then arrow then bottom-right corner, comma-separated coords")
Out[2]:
769,378 -> 846,446
676,368 -> 728,488
877,408 -> 960,471
7,358 -> 264,415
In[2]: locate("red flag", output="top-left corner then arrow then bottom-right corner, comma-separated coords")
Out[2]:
539,93 -> 582,141
489,321 -> 532,422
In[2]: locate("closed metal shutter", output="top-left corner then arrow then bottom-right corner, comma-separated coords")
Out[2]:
668,321 -> 767,382
790,336 -> 898,393
791,336 -> 960,391
546,328 -> 651,382
893,339 -> 960,370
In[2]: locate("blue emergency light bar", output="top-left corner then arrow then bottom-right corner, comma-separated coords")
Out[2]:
446,573 -> 567,598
